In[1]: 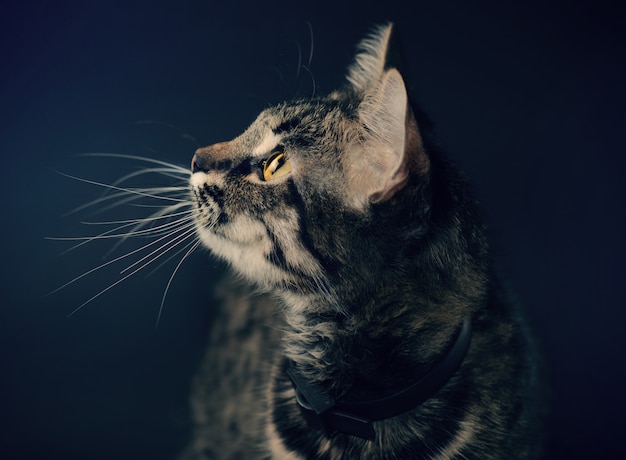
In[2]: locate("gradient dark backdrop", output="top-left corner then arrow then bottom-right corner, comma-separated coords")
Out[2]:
1,0 -> 624,458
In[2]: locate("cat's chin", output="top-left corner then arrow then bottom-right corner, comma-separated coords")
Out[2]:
193,222 -> 290,289
195,227 -> 331,298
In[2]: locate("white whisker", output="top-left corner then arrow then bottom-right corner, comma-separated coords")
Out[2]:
143,240 -> 195,279
51,151 -> 204,319
95,192 -> 191,215
154,238 -> 201,328
65,189 -> 190,217
78,153 -> 189,174
126,202 -> 191,208
66,228 -> 199,317
110,168 -> 190,188
55,203 -> 192,255
80,208 -> 194,226
49,219 -> 194,295
102,205 -> 195,257
56,171 -> 188,203
63,190 -> 142,216
48,215 -> 194,241
48,219 -> 147,254
118,224 -> 198,274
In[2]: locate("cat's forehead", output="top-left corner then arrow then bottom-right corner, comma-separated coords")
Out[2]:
244,98 -> 353,153
262,98 -> 347,129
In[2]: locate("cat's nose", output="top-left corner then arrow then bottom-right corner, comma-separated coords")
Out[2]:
191,148 -> 210,173
191,153 -> 202,173
192,143 -> 230,173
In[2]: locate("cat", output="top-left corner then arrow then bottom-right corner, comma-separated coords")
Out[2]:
179,23 -> 545,459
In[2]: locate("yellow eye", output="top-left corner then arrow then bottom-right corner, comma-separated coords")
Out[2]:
262,151 -> 291,181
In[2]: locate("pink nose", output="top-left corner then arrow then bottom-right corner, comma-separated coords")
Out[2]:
191,147 -> 211,173
191,153 -> 202,173
191,142 -> 230,173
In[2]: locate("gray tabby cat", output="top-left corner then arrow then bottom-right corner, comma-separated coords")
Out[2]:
179,23 -> 544,459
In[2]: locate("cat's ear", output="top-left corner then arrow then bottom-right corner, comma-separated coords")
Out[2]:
342,23 -> 428,208
345,68 -> 416,207
345,23 -> 394,95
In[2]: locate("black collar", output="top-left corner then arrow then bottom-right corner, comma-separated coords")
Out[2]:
286,317 -> 472,440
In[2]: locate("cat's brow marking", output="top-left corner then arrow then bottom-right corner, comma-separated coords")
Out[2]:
252,131 -> 282,156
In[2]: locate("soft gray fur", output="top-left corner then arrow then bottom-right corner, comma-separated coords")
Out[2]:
180,23 -> 544,459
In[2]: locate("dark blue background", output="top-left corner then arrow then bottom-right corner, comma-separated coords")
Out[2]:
1,0 -> 624,458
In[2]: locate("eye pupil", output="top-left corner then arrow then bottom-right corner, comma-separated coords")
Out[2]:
262,151 -> 291,181
268,155 -> 283,173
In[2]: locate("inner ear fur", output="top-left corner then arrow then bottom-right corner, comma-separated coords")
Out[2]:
346,68 -> 426,207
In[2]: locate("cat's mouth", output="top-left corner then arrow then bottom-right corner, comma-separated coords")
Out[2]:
188,175 -> 217,230
189,170 -> 207,187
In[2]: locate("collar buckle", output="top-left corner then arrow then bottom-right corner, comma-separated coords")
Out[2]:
287,367 -> 376,439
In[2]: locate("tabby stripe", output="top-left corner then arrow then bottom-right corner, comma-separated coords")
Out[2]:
286,180 -> 340,276
202,184 -> 225,205
265,227 -> 289,269
264,226 -> 315,292
228,157 -> 254,177
273,118 -> 300,135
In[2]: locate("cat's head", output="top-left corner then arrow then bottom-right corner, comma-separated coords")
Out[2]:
190,23 -> 430,298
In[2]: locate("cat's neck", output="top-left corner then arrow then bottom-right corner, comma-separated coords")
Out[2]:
278,284 -> 468,401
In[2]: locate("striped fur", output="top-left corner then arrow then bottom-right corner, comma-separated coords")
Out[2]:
181,23 -> 545,459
